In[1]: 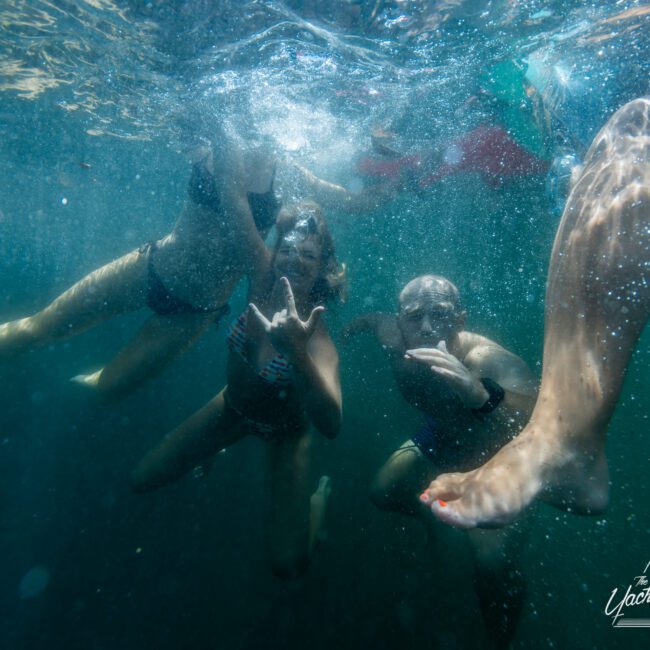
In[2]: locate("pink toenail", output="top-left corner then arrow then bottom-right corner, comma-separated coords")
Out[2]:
419,492 -> 430,503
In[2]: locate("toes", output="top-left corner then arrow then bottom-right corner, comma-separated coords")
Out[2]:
420,470 -> 518,530
430,485 -> 520,530
430,497 -> 478,529
419,472 -> 466,505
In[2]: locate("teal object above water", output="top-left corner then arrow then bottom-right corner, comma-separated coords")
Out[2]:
479,59 -> 551,160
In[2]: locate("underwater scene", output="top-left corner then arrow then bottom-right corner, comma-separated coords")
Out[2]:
0,1 -> 649,648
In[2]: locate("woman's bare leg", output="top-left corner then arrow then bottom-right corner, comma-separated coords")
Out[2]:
308,475 -> 332,551
131,389 -> 246,493
422,97 -> 650,528
268,431 -> 316,580
73,310 -> 222,399
0,248 -> 148,357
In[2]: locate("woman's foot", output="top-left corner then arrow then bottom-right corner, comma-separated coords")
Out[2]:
420,427 -> 610,529
70,370 -> 102,389
309,475 -> 332,548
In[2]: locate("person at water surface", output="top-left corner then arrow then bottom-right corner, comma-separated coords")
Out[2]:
421,97 -> 650,529
295,122 -> 548,214
132,173 -> 345,580
0,144 -> 279,399
344,274 -> 537,646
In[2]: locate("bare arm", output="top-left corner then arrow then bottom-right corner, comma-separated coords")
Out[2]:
293,162 -> 399,214
464,343 -> 537,430
406,340 -> 537,431
211,143 -> 271,278
249,278 -> 342,439
292,327 -> 342,439
341,312 -> 402,350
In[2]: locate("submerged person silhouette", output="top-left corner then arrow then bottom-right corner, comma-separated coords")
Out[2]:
343,274 -> 536,645
421,97 -> 650,528
294,124 -> 548,214
0,144 -> 280,399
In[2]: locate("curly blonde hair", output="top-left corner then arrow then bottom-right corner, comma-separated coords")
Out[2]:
273,200 -> 346,305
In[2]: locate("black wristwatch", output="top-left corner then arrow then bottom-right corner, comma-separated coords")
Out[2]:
472,378 -> 505,416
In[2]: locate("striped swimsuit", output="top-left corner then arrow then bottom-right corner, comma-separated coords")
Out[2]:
226,312 -> 293,386
225,311 -> 294,439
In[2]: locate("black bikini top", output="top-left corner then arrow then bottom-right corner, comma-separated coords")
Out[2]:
188,158 -> 281,232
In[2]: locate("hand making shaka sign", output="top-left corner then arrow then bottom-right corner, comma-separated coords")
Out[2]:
248,277 -> 324,359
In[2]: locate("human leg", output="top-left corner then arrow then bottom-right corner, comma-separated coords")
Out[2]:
309,474 -> 332,552
72,309 -> 222,399
375,438 -> 528,645
468,526 -> 528,648
131,389 -> 246,493
370,440 -> 435,516
422,97 -> 650,528
268,431 -> 319,580
0,248 -> 148,357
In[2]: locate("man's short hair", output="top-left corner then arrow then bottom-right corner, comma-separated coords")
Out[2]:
398,275 -> 462,314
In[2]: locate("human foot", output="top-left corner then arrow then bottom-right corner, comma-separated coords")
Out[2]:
309,475 -> 332,549
70,370 -> 102,389
419,429 -> 610,529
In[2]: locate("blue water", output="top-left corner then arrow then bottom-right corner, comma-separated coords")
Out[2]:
0,2 -> 649,649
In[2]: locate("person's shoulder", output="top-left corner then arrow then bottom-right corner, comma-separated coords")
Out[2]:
459,331 -> 518,368
375,314 -> 403,350
457,330 -> 502,355
460,331 -> 536,392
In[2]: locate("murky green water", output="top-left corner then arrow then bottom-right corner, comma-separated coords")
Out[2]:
1,2 -> 649,648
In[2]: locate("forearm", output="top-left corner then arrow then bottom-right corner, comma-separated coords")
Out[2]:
477,387 -> 536,436
346,312 -> 383,335
294,163 -> 392,214
218,178 -> 268,268
290,348 -> 342,440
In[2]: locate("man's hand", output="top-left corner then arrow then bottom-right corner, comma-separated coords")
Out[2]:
405,341 -> 489,409
249,277 -> 324,359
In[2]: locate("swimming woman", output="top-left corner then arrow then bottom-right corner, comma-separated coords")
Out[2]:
0,146 -> 280,399
131,154 -> 345,578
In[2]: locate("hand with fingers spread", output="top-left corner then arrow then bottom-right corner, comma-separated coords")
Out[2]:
249,277 -> 324,359
405,340 -> 489,409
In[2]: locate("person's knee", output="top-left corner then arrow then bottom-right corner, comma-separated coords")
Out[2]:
369,478 -> 400,512
615,97 -> 650,128
473,544 -> 511,573
130,462 -> 159,494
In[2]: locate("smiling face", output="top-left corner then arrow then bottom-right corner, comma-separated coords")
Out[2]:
272,200 -> 345,306
272,229 -> 323,298
397,275 -> 465,349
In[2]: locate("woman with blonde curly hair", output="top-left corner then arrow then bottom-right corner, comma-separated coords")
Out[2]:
132,157 -> 346,578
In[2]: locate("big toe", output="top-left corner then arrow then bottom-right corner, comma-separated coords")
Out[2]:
424,472 -> 522,530
446,481 -> 532,529
420,471 -> 466,505
430,496 -> 480,529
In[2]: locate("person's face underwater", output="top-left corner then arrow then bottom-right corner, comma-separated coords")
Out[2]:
398,299 -> 463,349
273,229 -> 322,298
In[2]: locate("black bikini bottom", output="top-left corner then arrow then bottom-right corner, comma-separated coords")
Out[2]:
140,241 -> 230,318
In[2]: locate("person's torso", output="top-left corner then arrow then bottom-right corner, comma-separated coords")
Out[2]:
390,331 -> 512,471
